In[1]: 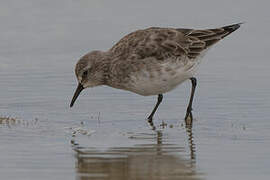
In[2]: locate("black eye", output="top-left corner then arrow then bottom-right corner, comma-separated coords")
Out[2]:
82,71 -> 88,77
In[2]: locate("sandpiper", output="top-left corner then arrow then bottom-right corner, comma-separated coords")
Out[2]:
70,23 -> 241,125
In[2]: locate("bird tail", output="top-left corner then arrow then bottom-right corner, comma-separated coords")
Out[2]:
195,23 -> 243,47
176,23 -> 243,59
181,23 -> 243,48
215,23 -> 243,38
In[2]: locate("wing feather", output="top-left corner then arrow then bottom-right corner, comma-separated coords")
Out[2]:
110,24 -> 241,61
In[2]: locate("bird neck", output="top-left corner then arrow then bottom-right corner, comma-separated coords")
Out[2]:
97,52 -> 113,85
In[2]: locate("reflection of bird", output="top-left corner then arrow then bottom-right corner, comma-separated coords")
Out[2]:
70,23 -> 242,125
186,124 -> 196,161
71,130 -> 200,180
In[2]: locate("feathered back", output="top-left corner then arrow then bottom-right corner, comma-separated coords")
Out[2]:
110,23 -> 242,60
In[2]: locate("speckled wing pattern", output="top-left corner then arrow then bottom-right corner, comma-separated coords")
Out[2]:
110,24 -> 241,61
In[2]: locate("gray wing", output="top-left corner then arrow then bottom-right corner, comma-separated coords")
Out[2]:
110,27 -> 190,60
110,23 -> 241,60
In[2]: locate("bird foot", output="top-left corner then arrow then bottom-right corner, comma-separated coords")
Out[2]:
184,110 -> 193,126
147,117 -> 156,130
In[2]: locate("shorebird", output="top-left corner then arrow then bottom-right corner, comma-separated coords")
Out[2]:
70,23 -> 241,125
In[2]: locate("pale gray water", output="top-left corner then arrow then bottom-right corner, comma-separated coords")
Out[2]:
1,0 -> 270,180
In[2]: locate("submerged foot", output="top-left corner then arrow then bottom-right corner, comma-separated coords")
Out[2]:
147,117 -> 156,130
185,107 -> 193,126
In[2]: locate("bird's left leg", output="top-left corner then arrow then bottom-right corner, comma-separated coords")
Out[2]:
147,94 -> 163,126
185,77 -> 197,125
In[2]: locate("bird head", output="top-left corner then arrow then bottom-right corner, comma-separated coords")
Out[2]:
70,51 -> 107,107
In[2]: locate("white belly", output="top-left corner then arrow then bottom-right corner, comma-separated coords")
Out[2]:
128,58 -> 200,96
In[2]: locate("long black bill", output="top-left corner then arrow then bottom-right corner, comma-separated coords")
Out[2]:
70,83 -> 84,107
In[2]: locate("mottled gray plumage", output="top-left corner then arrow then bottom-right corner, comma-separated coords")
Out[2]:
70,23 -> 242,124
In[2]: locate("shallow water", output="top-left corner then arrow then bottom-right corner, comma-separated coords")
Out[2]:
1,0 -> 270,180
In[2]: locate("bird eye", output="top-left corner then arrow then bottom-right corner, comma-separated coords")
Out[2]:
82,71 -> 88,77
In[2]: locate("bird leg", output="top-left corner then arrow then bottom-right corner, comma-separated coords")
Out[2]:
147,94 -> 163,126
185,77 -> 197,125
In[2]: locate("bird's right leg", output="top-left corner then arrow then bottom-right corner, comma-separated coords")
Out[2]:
147,94 -> 163,126
185,77 -> 197,125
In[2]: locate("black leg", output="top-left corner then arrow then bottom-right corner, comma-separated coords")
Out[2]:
185,77 -> 197,125
147,94 -> 163,126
